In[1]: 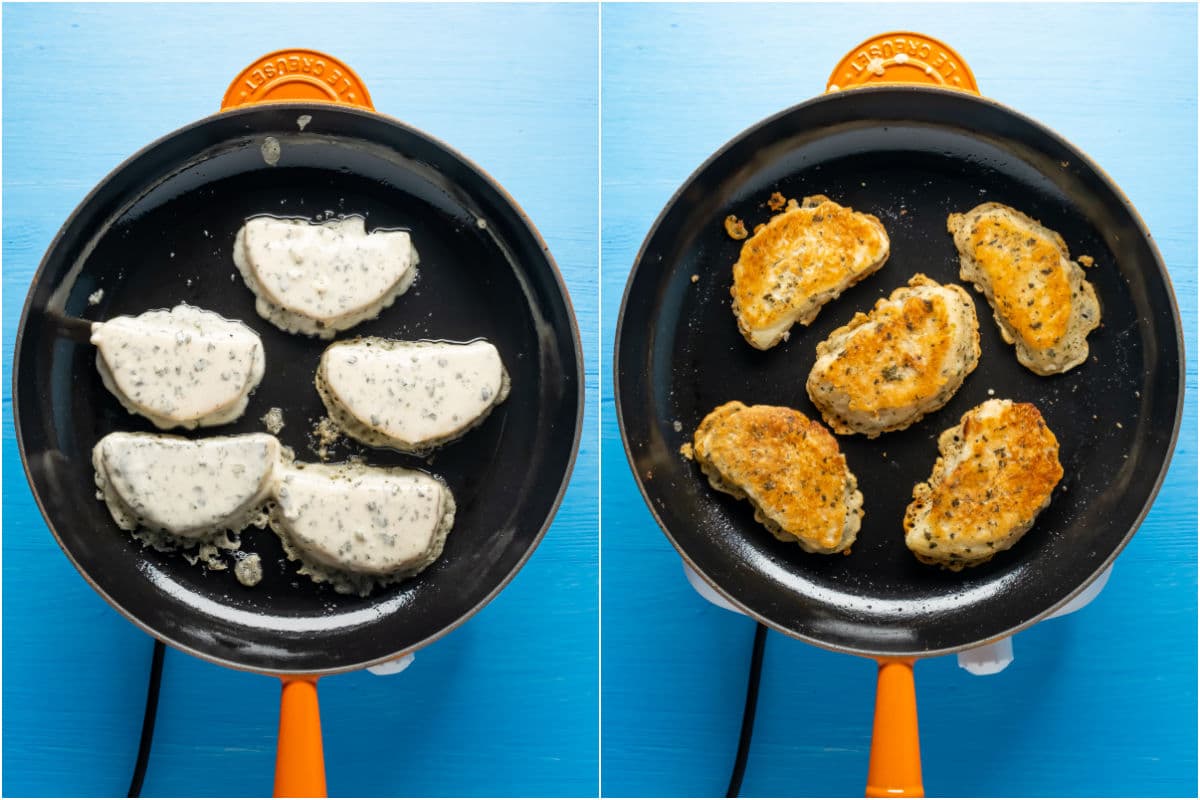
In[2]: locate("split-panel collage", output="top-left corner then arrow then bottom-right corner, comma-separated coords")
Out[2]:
2,1 -> 1196,798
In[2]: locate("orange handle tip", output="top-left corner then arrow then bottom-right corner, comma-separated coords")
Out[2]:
222,48 -> 374,111
827,32 -> 979,95
866,659 -> 924,798
274,676 -> 327,798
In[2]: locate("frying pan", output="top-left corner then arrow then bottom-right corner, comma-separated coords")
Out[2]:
614,32 -> 1183,796
13,50 -> 583,796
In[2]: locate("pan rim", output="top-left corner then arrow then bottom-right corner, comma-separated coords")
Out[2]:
13,101 -> 586,676
612,84 -> 1186,660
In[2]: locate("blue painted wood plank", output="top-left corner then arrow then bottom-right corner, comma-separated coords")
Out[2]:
600,3 -> 1197,797
3,3 -> 598,797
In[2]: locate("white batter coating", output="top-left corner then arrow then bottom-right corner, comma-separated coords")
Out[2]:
91,304 -> 264,429
269,461 -> 456,595
92,432 -> 280,540
234,215 -> 418,338
316,338 -> 510,454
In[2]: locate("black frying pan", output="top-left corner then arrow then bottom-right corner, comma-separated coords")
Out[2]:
614,81 -> 1183,795
13,69 -> 582,795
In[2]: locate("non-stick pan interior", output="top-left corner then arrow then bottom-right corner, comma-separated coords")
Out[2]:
15,104 -> 581,673
617,88 -> 1182,656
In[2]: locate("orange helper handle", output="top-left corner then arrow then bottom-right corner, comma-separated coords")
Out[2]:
275,677 -> 327,798
222,48 -> 374,111
866,660 -> 923,798
826,32 -> 979,95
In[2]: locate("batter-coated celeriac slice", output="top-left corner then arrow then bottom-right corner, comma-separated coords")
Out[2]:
92,432 -> 280,539
904,399 -> 1063,570
732,195 -> 890,350
807,274 -> 981,437
234,215 -> 418,338
690,401 -> 863,554
316,338 -> 510,454
91,304 -> 264,429
269,461 -> 456,594
947,202 -> 1100,375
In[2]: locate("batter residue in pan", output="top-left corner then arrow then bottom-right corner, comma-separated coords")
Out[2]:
904,399 -> 1063,570
269,461 -> 456,596
261,407 -> 285,435
947,202 -> 1100,375
689,401 -> 863,554
234,553 -> 264,587
731,195 -> 890,350
233,215 -> 418,338
807,274 -> 980,437
90,304 -> 265,429
316,337 -> 510,455
309,416 -> 346,461
724,215 -> 749,240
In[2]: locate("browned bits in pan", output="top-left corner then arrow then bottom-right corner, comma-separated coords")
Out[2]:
724,215 -> 748,240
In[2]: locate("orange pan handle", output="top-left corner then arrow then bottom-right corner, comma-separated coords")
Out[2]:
866,659 -> 923,797
827,32 -> 980,95
222,49 -> 375,111
275,677 -> 327,798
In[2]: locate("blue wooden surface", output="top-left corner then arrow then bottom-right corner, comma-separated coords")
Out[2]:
601,3 -> 1197,798
2,3 -> 598,797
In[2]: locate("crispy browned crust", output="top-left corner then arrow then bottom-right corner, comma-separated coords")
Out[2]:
807,274 -> 981,437
948,202 -> 1100,374
692,401 -> 863,554
731,195 -> 890,350
904,399 -> 1064,570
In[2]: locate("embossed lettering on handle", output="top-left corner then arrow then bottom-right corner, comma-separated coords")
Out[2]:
222,48 -> 374,111
827,32 -> 980,95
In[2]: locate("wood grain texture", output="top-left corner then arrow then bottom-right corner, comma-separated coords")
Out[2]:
2,3 -> 598,797
600,3 -> 1196,797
